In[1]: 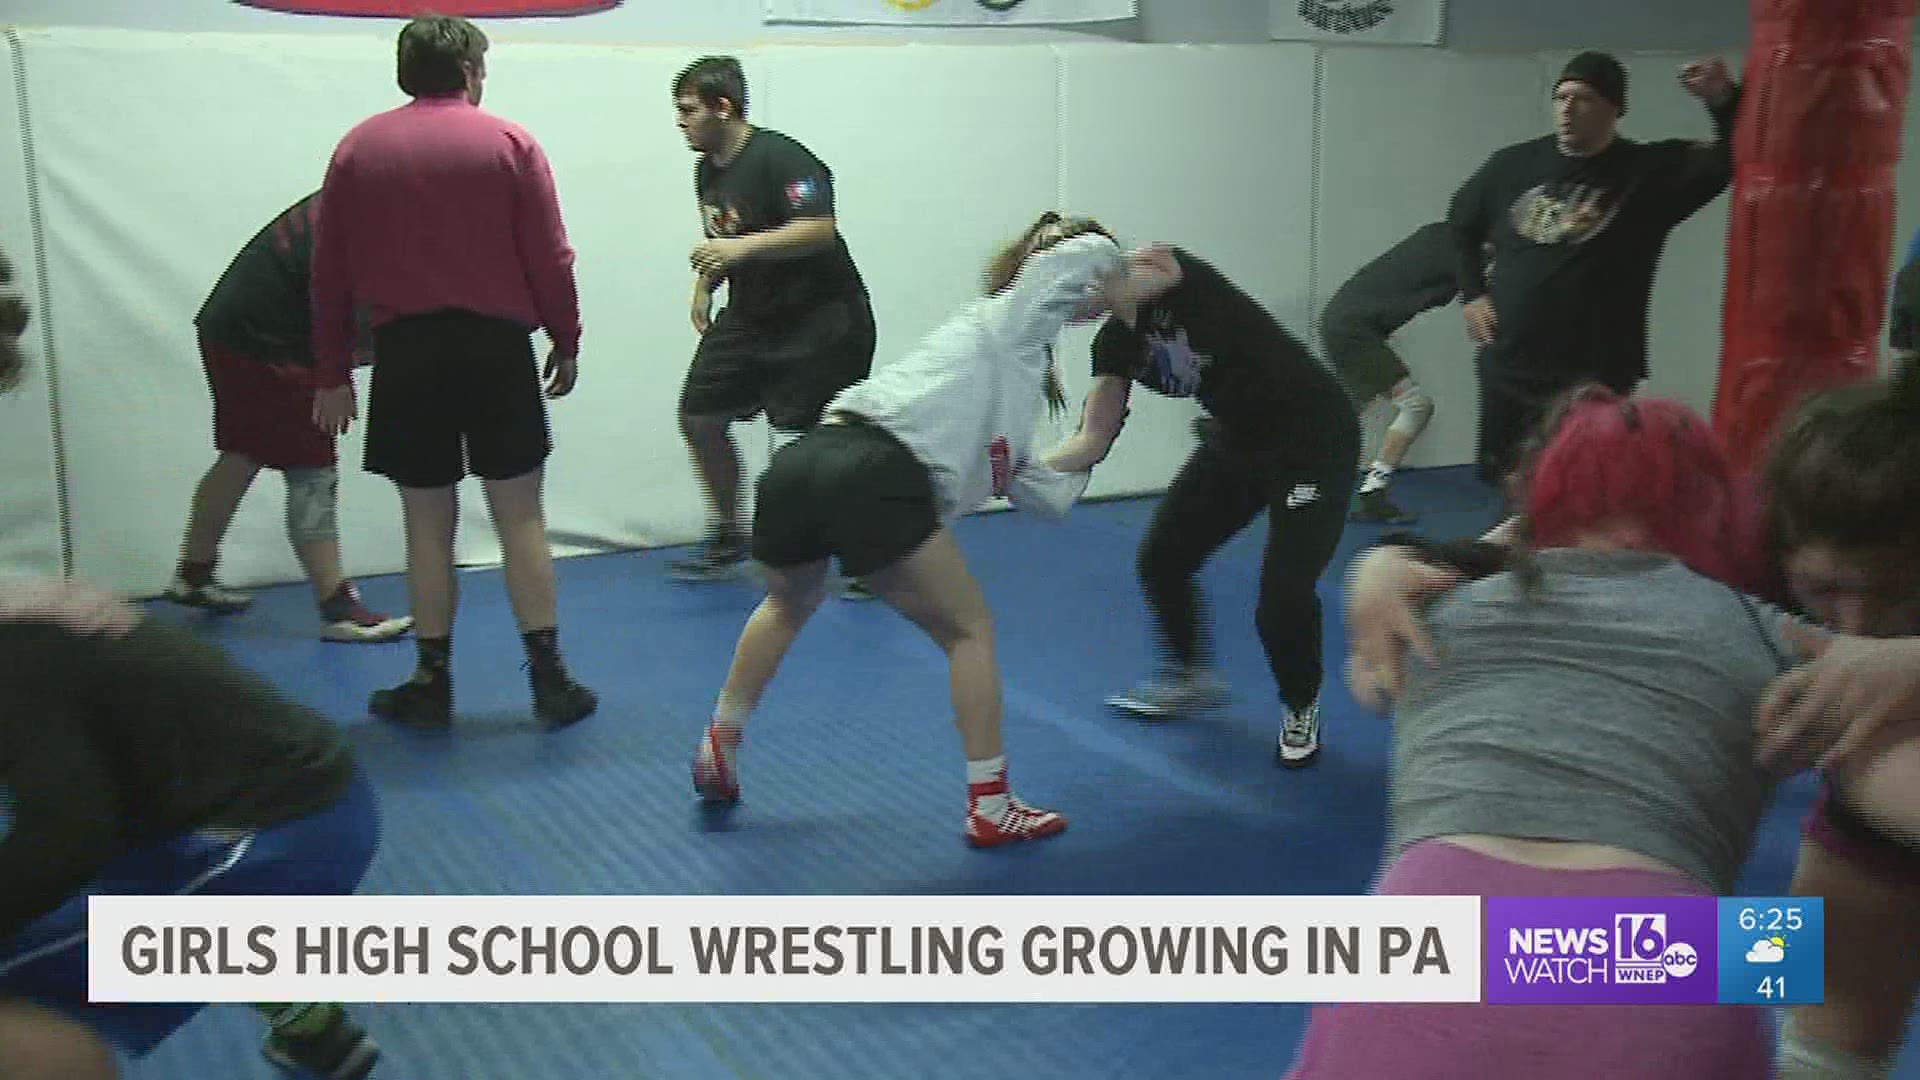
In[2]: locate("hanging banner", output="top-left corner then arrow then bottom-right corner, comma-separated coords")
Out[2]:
1270,0 -> 1445,46
233,0 -> 620,15
764,0 -> 1136,26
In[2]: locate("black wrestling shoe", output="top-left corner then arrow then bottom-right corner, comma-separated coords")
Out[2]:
369,672 -> 452,730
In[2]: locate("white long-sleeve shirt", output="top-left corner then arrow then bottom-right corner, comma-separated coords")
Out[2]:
828,233 -> 1121,524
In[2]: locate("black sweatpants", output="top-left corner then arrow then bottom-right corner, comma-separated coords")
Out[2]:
1475,346 -> 1640,488
1138,418 -> 1357,712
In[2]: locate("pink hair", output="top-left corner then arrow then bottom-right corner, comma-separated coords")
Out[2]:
1520,386 -> 1737,583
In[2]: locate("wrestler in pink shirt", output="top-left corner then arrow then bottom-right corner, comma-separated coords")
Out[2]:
308,15 -> 596,738
310,93 -> 581,391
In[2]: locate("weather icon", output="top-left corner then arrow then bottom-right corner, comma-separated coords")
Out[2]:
1746,937 -> 1787,964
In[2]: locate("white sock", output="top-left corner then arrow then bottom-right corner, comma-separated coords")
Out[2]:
968,755 -> 1009,818
1480,515 -> 1521,546
967,754 -> 1007,785
1359,462 -> 1394,494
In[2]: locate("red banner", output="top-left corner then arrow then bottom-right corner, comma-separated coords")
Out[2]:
234,0 -> 619,16
1712,0 -> 1915,470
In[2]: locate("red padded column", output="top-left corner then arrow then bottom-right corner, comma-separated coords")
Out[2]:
233,1 -> 619,15
1713,0 -> 1914,470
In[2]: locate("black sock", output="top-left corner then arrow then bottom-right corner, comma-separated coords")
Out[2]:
522,626 -> 564,676
179,559 -> 214,586
414,635 -> 450,682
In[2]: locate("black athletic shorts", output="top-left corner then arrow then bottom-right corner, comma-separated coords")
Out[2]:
751,417 -> 939,579
1319,310 -> 1409,406
680,294 -> 876,432
363,309 -> 551,489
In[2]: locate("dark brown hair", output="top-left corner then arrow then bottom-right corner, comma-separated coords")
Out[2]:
396,15 -> 488,98
984,212 -> 1114,418
1765,365 -> 1920,556
0,249 -> 25,394
672,56 -> 749,119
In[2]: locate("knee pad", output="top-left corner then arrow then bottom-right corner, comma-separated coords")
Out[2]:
284,467 -> 339,545
1776,1011 -> 1894,1079
1386,380 -> 1435,441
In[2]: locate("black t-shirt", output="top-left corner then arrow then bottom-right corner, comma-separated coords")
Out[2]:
696,128 -> 867,321
1321,222 -> 1460,337
0,620 -> 354,937
1448,91 -> 1740,394
1091,249 -> 1355,457
195,194 -> 319,364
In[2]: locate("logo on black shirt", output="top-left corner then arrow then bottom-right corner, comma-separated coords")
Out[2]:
1510,182 -> 1623,246
703,202 -> 745,239
1143,327 -> 1210,397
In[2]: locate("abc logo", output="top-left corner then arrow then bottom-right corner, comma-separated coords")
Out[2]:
1662,942 -> 1699,978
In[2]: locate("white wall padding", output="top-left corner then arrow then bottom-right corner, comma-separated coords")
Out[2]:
23,28 -> 402,593
1056,43 -> 1319,498
0,28 -> 1803,594
1314,46 -> 1545,469
0,30 -> 64,578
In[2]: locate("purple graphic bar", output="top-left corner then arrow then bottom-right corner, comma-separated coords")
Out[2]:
1485,897 -> 1720,1004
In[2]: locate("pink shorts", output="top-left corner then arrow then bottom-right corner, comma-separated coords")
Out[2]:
1282,840 -> 1773,1080
1803,776 -> 1920,886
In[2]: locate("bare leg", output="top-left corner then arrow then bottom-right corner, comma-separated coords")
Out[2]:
398,485 -> 458,639
668,412 -> 753,582
717,558 -> 832,712
860,530 -> 1004,761
167,452 -> 262,610
696,529 -> 1063,844
681,411 -> 744,538
693,558 -> 829,802
480,466 -> 595,727
368,484 -> 459,726
179,452 -> 261,565
0,998 -> 118,1080
1779,840 -> 1919,1076
479,468 -> 556,632
1378,427 -> 1414,471
1777,749 -> 1920,1075
292,539 -> 345,605
862,529 -> 1066,846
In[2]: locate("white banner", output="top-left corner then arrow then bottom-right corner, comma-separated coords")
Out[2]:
1270,0 -> 1446,46
89,894 -> 1481,1003
765,0 -> 1136,27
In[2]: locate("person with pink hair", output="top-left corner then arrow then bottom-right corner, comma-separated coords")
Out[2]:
1285,385 -> 1812,1078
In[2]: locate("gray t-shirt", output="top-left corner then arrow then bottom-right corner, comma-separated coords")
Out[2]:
1390,549 -> 1799,894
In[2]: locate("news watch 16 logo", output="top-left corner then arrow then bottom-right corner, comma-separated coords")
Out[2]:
1613,913 -> 1699,984
1485,897 -> 1720,1004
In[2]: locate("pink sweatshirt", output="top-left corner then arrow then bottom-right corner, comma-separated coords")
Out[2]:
310,94 -> 580,388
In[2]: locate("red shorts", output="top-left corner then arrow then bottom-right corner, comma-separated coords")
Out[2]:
200,334 -> 335,470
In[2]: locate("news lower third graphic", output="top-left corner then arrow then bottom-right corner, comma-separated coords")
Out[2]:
86,895 -> 1482,1005
84,894 -> 1818,1005
1486,897 -> 1824,1006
